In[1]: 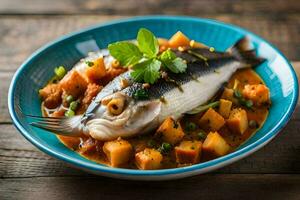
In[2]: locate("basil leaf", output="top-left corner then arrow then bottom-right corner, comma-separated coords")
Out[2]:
137,28 -> 159,58
131,59 -> 161,84
159,49 -> 187,73
108,41 -> 142,66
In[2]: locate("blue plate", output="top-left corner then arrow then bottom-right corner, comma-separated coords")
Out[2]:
8,16 -> 299,180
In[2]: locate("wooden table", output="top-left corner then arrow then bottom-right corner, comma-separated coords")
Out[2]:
1,1 -> 300,199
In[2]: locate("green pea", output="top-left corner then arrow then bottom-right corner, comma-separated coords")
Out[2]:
249,120 -> 258,129
69,101 -> 78,111
160,142 -> 172,154
245,100 -> 253,108
66,95 -> 74,103
185,122 -> 197,131
198,131 -> 207,140
65,109 -> 75,117
54,66 -> 67,79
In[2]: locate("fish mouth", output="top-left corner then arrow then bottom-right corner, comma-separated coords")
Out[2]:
85,95 -> 162,141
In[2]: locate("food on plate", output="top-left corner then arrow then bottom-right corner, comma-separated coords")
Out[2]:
36,28 -> 270,169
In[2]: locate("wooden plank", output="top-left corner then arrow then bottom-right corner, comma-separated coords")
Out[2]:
0,0 -> 299,15
0,14 -> 300,70
1,115 -> 300,178
1,175 -> 300,200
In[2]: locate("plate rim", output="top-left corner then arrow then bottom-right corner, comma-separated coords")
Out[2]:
8,15 -> 299,177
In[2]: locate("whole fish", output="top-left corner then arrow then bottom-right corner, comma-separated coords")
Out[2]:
33,38 -> 264,141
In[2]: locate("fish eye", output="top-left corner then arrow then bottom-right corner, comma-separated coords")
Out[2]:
107,98 -> 125,115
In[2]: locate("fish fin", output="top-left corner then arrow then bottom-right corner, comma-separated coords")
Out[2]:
228,37 -> 265,67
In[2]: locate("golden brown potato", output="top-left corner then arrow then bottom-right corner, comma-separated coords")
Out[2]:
202,132 -> 230,157
60,70 -> 88,98
226,108 -> 248,134
221,88 -> 236,102
103,138 -> 133,168
175,140 -> 202,164
39,83 -> 62,109
198,108 -> 225,131
135,148 -> 163,170
78,83 -> 102,112
242,84 -> 270,106
168,31 -> 190,48
85,57 -> 106,83
218,99 -> 233,119
156,117 -> 185,145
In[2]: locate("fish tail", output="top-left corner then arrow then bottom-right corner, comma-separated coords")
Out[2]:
228,37 -> 265,67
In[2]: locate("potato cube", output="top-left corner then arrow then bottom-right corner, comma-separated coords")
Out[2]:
221,88 -> 234,101
60,70 -> 88,98
156,117 -> 185,145
218,99 -> 232,118
85,57 -> 106,83
202,132 -> 230,157
168,31 -> 190,48
226,108 -> 248,134
242,84 -> 270,106
199,108 -> 225,131
103,138 -> 133,167
135,148 -> 163,170
175,140 -> 202,164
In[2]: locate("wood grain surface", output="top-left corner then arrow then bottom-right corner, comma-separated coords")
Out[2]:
1,1 -> 300,199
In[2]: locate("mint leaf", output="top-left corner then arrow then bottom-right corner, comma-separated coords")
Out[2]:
159,49 -> 187,73
108,42 -> 142,66
137,28 -> 159,58
131,59 -> 161,84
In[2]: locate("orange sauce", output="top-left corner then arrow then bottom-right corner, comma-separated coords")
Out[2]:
44,69 -> 269,169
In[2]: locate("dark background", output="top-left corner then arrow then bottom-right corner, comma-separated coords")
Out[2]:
0,1 -> 300,200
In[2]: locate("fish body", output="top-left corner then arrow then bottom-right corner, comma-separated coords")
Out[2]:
80,38 -> 264,140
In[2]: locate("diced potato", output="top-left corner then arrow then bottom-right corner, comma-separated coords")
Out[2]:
175,140 -> 202,164
242,84 -> 270,106
227,108 -> 248,134
198,108 -> 225,131
202,132 -> 230,157
168,31 -> 190,48
103,138 -> 133,167
85,57 -> 106,83
221,88 -> 235,102
39,83 -> 62,109
135,148 -> 163,170
218,99 -> 232,119
60,70 -> 88,98
156,117 -> 185,145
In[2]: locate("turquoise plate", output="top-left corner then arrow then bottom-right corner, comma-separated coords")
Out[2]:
8,16 -> 299,180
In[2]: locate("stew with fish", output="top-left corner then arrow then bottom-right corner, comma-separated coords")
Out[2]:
38,29 -> 270,170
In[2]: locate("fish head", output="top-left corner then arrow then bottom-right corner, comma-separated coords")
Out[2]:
85,91 -> 162,141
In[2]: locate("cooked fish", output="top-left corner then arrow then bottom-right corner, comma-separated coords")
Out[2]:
33,38 -> 265,141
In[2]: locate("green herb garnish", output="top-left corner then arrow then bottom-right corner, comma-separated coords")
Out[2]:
133,89 -> 149,100
108,28 -> 187,84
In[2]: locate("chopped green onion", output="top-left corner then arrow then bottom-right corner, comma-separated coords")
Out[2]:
85,61 -> 94,67
197,131 -> 207,140
186,101 -> 220,115
65,109 -> 75,117
185,122 -> 197,132
234,90 -> 242,98
54,66 -> 67,80
66,95 -> 74,103
133,89 -> 149,100
69,101 -> 78,111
